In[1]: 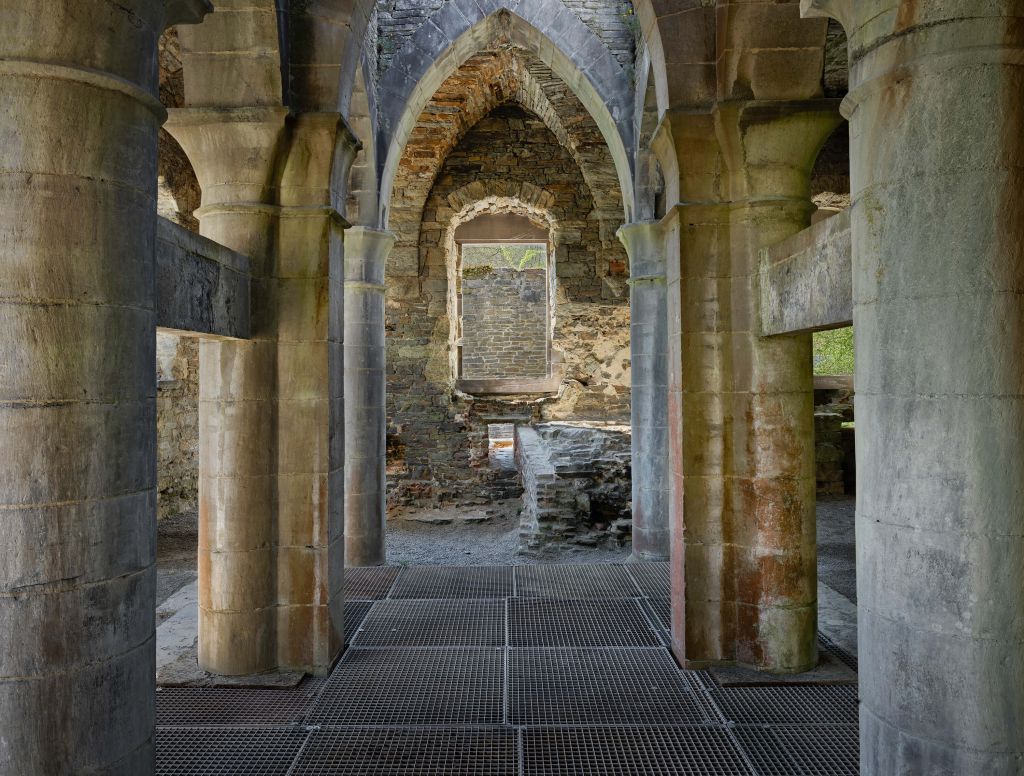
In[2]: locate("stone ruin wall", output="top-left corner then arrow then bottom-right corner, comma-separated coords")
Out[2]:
461,267 -> 549,379
386,105 -> 630,507
156,333 -> 199,520
516,422 -> 632,554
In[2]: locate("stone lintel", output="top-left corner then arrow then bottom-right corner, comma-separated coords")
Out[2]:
156,217 -> 251,339
759,207 -> 851,336
456,375 -> 562,395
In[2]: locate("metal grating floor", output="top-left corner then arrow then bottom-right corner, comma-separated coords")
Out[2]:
292,728 -> 518,776
344,566 -> 400,601
155,563 -> 860,775
709,685 -> 860,725
509,598 -> 662,648
625,561 -> 671,598
344,601 -> 374,645
155,728 -> 309,775
156,685 -> 321,727
515,564 -> 639,599
308,648 -> 505,726
509,648 -> 707,725
389,565 -> 514,599
352,599 -> 505,648
522,726 -> 754,775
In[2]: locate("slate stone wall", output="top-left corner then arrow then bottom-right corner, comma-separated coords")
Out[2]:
516,422 -> 632,554
385,104 -> 629,507
461,267 -> 549,379
376,0 -> 636,74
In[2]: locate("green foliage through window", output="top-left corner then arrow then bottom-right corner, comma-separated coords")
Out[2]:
813,327 -> 854,375
462,243 -> 547,271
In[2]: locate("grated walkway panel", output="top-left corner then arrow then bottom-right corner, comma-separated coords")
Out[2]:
156,685 -> 321,727
352,599 -> 505,648
625,562 -> 671,599
515,564 -> 639,599
709,685 -> 860,725
509,598 -> 662,648
510,648 -> 706,725
773,724 -> 860,775
308,648 -> 504,726
390,566 -> 513,599
344,601 -> 374,645
155,728 -> 309,775
292,728 -> 517,776
522,726 -> 754,776
344,566 -> 400,601
732,726 -> 803,775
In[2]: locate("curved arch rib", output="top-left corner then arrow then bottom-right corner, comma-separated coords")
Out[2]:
376,1 -> 635,226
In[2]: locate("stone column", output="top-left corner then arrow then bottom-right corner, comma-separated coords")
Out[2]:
166,108 -> 288,676
275,112 -> 359,673
617,222 -> 670,561
655,111 -> 729,664
803,2 -> 1024,771
168,109 -> 358,676
0,2 -> 202,772
717,101 -> 842,673
344,227 -> 396,567
656,102 -> 839,673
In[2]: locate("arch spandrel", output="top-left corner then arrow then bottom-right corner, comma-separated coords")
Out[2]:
377,2 -> 636,226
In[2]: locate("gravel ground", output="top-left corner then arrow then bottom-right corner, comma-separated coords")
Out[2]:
156,497 -> 858,597
385,500 -> 631,566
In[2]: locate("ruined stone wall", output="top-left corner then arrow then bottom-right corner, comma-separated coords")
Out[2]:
156,333 -> 199,519
376,0 -> 635,73
386,105 -> 629,506
461,267 -> 549,378
516,422 -> 632,554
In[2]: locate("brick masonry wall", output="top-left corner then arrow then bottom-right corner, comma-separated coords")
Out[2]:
461,267 -> 549,379
386,104 -> 629,507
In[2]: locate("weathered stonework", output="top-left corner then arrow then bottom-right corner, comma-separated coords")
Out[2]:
376,0 -> 635,73
516,422 -> 632,554
156,334 -> 199,520
386,104 -> 629,506
461,267 -> 549,379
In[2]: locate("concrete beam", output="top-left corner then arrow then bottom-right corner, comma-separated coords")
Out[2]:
155,217 -> 251,339
759,207 -> 851,336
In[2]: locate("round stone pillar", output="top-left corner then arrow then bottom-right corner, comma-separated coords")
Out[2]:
656,102 -> 840,674
344,227 -> 395,567
617,222 -> 670,561
717,101 -> 843,674
166,108 -> 289,676
0,2 -> 167,772
805,1 -> 1024,771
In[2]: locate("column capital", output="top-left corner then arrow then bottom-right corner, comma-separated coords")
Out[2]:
617,222 -> 666,279
715,99 -> 845,201
799,0 -> 853,32
345,226 -> 396,257
344,227 -> 396,286
280,112 -> 363,213
165,107 -> 290,208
